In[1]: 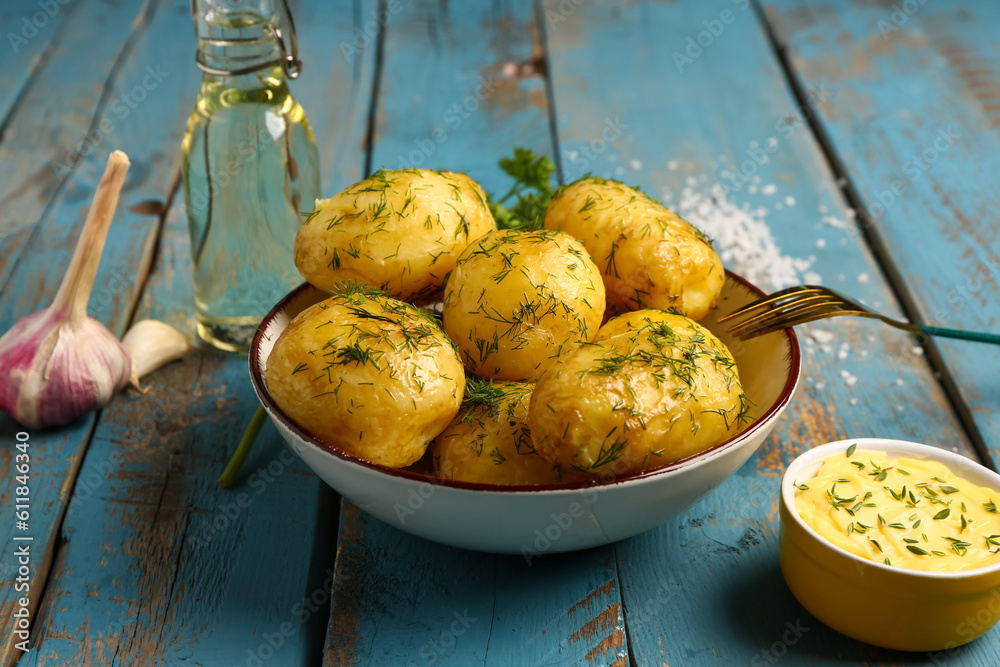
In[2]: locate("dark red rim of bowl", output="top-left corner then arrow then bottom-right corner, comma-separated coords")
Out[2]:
249,270 -> 801,492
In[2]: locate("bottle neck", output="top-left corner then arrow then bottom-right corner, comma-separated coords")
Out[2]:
193,2 -> 283,86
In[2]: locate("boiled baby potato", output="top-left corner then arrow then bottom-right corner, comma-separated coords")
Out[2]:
528,310 -> 748,476
544,177 -> 723,321
433,380 -> 586,485
442,228 -> 606,382
295,169 -> 496,302
266,284 -> 465,468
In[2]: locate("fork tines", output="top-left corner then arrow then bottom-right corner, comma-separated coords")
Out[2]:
717,285 -> 869,340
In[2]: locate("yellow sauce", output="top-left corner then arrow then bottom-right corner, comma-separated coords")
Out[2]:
794,447 -> 1000,572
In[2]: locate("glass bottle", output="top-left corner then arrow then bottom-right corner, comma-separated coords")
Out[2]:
182,0 -> 320,352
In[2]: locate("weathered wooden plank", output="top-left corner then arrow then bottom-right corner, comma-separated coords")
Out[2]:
543,0 -> 985,663
763,0 -> 1000,466
0,0 -> 159,294
0,1 -> 177,664
12,0 -> 374,663
323,2 -> 627,666
0,0 -> 80,128
20,208 -> 335,667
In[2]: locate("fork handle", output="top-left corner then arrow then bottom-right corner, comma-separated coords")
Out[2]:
916,325 -> 1000,346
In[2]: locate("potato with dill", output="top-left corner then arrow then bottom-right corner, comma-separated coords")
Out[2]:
295,169 -> 496,303
442,228 -> 606,382
528,310 -> 749,476
544,177 -> 723,321
265,284 -> 465,468
433,379 -> 587,485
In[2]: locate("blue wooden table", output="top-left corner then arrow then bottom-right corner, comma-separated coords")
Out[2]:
1,0 -> 999,664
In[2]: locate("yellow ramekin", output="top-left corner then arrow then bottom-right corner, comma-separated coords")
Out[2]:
780,438 -> 1000,652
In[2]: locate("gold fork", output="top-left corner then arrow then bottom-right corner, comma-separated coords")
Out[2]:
717,285 -> 1000,344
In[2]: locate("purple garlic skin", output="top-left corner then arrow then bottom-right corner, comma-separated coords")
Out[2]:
0,307 -> 130,429
0,151 -> 133,429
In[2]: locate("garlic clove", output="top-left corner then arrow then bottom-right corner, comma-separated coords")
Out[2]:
0,310 -> 131,429
121,319 -> 192,390
0,151 -> 132,429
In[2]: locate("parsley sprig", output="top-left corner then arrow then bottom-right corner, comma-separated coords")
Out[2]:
488,148 -> 557,231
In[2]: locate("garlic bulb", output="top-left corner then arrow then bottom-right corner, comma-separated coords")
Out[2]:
121,319 -> 192,390
0,151 -> 132,429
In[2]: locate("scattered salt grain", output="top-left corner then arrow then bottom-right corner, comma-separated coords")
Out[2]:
804,271 -> 823,284
672,183 -> 813,290
896,378 -> 904,386
815,382 -> 825,391
766,137 -> 778,149
784,196 -> 796,206
849,398 -> 858,406
667,160 -> 678,171
748,185 -> 757,194
761,184 -> 777,196
840,369 -> 858,387
896,405 -> 905,412
615,166 -> 625,176
819,205 -> 828,214
911,346 -> 924,356
837,346 -> 849,360
857,273 -> 869,284
629,159 -> 643,170
808,329 -> 835,345
816,239 -> 827,248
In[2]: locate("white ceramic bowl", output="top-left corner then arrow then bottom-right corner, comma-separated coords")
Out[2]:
780,438 -> 1000,651
249,271 -> 800,554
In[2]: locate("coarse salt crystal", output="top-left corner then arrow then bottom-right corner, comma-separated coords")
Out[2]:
816,238 -> 826,248
761,184 -> 777,196
857,273 -> 869,284
808,329 -> 835,344
849,397 -> 858,406
784,196 -> 796,206
630,159 -> 643,170
912,346 -> 924,356
671,182 -> 814,290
